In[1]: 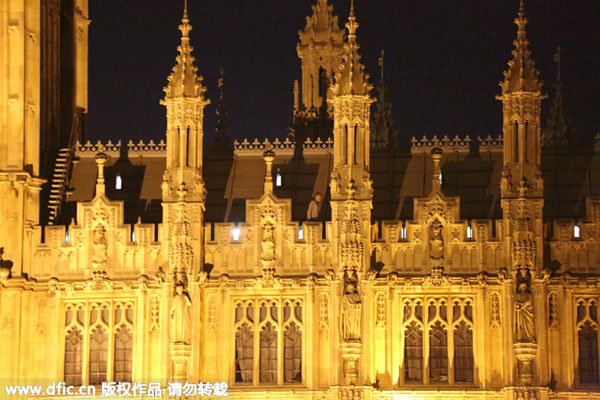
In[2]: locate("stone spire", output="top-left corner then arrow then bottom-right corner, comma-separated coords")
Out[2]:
163,1 -> 208,100
497,0 -> 545,199
544,46 -> 573,146
499,0 -> 543,95
297,0 -> 344,112
214,67 -> 230,147
371,50 -> 397,148
329,0 -> 372,98
161,0 -> 210,175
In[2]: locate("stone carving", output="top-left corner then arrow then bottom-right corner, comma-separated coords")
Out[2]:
261,222 -> 277,278
0,247 -> 13,286
515,388 -> 537,400
91,224 -> 108,268
422,265 -> 450,287
150,296 -> 160,333
85,270 -> 113,291
429,219 -> 444,267
170,283 -> 192,344
207,294 -> 217,331
341,271 -> 361,341
48,277 -> 59,295
548,292 -> 559,329
514,269 -> 535,343
319,293 -> 329,330
490,292 -> 502,328
340,386 -> 363,400
375,292 -> 386,329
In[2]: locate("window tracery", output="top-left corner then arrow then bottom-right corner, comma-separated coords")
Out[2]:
576,298 -> 599,384
63,301 -> 134,385
452,299 -> 474,383
402,296 -> 474,385
234,298 -> 303,385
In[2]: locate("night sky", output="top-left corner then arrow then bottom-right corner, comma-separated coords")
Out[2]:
88,0 -> 600,145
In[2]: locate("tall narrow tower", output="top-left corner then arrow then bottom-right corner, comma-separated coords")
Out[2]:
498,0 -> 545,201
328,1 -> 374,385
161,3 -> 210,281
297,0 -> 345,113
0,0 -> 45,277
498,4 -> 546,391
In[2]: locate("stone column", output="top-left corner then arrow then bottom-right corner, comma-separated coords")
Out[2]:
169,343 -> 191,383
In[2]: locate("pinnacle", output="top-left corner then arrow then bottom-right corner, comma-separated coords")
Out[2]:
499,1 -> 543,95
163,1 -> 208,101
329,0 -> 372,98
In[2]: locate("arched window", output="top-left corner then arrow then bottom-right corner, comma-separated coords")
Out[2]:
574,222 -> 581,238
298,225 -> 303,240
453,321 -> 474,382
235,324 -> 254,383
284,323 -> 302,383
578,322 -> 599,384
259,323 -> 278,383
64,329 -> 83,386
114,327 -> 133,382
401,221 -> 407,239
89,327 -> 108,385
466,222 -> 473,239
232,224 -> 241,241
275,171 -> 282,187
115,174 -> 122,190
404,321 -> 423,382
577,300 -> 600,384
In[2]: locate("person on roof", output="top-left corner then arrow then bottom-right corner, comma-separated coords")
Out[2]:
307,192 -> 323,221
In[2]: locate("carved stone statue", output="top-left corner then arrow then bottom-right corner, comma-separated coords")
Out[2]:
429,220 -> 444,267
261,222 -> 276,262
341,271 -> 362,341
91,225 -> 108,266
514,281 -> 535,343
170,284 -> 192,344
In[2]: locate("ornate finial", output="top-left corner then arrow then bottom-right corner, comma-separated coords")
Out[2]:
498,0 -> 543,95
329,0 -> 372,98
263,145 -> 275,194
162,0 -> 209,101
180,0 -> 191,40
95,152 -> 108,197
431,147 -> 443,193
346,0 -> 358,41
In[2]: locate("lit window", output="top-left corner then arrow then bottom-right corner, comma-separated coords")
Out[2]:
298,225 -> 304,240
574,222 -> 580,238
131,230 -> 136,243
275,172 -> 282,187
466,222 -> 473,239
115,174 -> 122,190
439,171 -> 443,185
65,228 -> 70,244
232,224 -> 241,241
401,221 -> 407,239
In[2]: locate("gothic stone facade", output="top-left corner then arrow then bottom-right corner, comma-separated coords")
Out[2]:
1,1 -> 599,399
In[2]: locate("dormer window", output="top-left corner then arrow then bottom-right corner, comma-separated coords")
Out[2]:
232,224 -> 241,241
275,171 -> 282,187
574,222 -> 580,239
467,222 -> 473,239
115,174 -> 122,190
